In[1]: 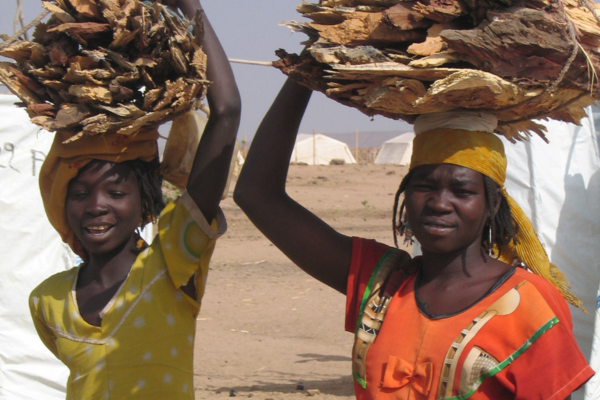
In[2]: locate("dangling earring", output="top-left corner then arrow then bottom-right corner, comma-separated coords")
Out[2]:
487,222 -> 493,256
400,220 -> 414,246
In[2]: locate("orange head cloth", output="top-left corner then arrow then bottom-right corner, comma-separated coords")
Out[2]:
410,129 -> 584,311
39,128 -> 160,259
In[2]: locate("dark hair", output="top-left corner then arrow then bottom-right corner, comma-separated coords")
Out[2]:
126,158 -> 166,226
392,169 -> 519,254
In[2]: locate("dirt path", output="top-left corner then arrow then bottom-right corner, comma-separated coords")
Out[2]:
193,164 -> 409,399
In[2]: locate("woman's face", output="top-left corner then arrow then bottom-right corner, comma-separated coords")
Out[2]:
404,164 -> 489,254
66,160 -> 142,256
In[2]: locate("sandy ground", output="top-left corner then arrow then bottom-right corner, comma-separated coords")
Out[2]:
193,164 -> 410,399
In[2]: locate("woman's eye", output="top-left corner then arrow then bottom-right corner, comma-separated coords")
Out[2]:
68,191 -> 87,200
454,189 -> 474,196
109,191 -> 126,198
412,184 -> 433,191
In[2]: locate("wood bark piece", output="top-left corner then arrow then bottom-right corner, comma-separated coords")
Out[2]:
310,12 -> 427,45
42,2 -> 76,23
414,70 -> 527,110
52,104 -> 91,129
68,85 -> 113,104
383,2 -> 432,30
408,52 -> 458,67
47,22 -> 111,40
69,0 -> 102,19
297,3 -> 352,25
441,8 -> 574,82
328,62 -> 462,81
320,0 -> 402,6
0,62 -> 41,106
413,0 -> 467,23
0,41 -> 47,66
407,23 -> 455,56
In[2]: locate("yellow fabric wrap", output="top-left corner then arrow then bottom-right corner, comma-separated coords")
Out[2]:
39,128 -> 159,257
410,129 -> 584,310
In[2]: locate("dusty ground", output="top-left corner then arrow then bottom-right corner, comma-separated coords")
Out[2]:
193,164 -> 410,399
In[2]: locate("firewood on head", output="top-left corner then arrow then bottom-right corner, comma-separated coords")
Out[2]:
276,0 -> 600,139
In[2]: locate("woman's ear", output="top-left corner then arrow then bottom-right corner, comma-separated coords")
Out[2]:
492,187 -> 502,215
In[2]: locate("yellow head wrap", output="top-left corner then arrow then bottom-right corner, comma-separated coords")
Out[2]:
39,128 -> 159,258
410,128 -> 584,310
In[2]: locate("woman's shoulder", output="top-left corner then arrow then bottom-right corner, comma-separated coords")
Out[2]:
30,266 -> 79,303
352,237 -> 404,260
507,267 -> 574,322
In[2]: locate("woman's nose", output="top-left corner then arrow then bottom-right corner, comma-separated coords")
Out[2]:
427,190 -> 452,212
86,193 -> 109,215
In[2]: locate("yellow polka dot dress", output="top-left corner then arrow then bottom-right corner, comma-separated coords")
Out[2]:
29,192 -> 226,400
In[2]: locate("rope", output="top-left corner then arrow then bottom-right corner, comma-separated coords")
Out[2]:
0,9 -> 49,52
550,0 -> 580,91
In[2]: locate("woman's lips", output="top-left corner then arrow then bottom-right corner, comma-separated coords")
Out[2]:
84,224 -> 113,236
421,220 -> 454,234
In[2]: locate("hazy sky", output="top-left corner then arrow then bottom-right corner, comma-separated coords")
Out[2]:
0,1 -> 413,140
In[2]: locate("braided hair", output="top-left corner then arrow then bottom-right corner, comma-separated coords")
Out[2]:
392,169 -> 519,255
125,158 -> 166,227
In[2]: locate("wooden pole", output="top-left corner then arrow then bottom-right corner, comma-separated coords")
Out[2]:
14,0 -> 29,41
355,129 -> 359,164
228,59 -> 273,66
313,129 -> 316,165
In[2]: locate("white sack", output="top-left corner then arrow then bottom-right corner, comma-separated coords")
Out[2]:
501,108 -> 600,400
0,95 -> 71,400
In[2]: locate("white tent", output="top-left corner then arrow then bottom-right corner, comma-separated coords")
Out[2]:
374,132 -> 415,165
291,133 -> 356,165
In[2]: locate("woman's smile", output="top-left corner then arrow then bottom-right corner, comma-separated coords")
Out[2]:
84,223 -> 114,236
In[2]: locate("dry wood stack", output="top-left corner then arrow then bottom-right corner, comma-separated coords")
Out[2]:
275,0 -> 600,141
0,0 -> 208,143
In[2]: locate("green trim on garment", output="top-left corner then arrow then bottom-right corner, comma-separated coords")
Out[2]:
353,371 -> 367,389
355,249 -> 396,333
440,316 -> 559,400
353,249 -> 396,389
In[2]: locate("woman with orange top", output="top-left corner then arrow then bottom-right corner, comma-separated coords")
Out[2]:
234,78 -> 594,399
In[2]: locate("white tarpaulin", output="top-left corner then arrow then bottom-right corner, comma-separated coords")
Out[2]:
501,109 -> 600,400
374,132 -> 415,165
291,133 -> 356,165
0,95 -> 71,399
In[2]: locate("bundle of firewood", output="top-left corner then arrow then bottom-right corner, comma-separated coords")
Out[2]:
0,0 -> 208,143
275,0 -> 600,140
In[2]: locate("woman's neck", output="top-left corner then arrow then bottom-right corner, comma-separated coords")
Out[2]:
419,244 -> 492,284
83,234 -> 140,288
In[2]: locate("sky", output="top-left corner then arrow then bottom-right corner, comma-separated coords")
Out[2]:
0,0 -> 413,141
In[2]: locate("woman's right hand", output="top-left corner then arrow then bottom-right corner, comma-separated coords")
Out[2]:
234,79 -> 353,294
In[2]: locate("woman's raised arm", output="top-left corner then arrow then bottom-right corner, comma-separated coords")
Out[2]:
178,0 -> 242,223
234,79 -> 352,293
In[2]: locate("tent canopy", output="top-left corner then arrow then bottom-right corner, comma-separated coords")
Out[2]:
374,132 -> 415,165
291,133 -> 356,165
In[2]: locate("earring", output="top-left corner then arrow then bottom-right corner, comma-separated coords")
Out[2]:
401,220 -> 414,246
487,222 -> 493,256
